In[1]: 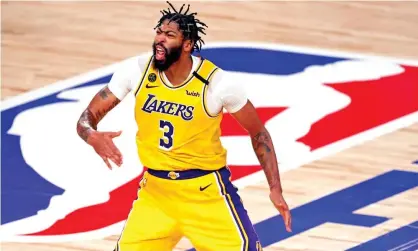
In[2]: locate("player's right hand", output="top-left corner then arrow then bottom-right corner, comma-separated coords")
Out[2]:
87,130 -> 123,169
269,188 -> 292,232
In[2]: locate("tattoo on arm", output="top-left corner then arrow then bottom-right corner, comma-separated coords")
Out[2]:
77,109 -> 97,142
76,87 -> 120,142
99,88 -> 109,99
252,130 -> 282,191
253,132 -> 271,163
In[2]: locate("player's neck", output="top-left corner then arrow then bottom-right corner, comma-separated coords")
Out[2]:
164,55 -> 192,86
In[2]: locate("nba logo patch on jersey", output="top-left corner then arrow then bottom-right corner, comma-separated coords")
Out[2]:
148,73 -> 157,82
1,41 -> 417,244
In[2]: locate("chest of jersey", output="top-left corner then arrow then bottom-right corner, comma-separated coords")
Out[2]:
136,72 -> 207,122
132,57 -> 226,170
140,85 -> 202,120
134,58 -> 218,143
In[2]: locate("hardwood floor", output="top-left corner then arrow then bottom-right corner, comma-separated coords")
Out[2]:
2,1 -> 417,251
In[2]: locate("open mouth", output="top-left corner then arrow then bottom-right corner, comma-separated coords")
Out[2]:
155,45 -> 166,61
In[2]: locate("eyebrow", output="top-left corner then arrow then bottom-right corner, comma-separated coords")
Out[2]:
157,27 -> 178,35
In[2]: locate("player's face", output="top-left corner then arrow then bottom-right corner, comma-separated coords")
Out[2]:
152,19 -> 185,71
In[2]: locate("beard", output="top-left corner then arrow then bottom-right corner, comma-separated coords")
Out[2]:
152,42 -> 182,72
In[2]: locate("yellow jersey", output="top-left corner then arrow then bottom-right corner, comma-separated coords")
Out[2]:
133,56 -> 227,171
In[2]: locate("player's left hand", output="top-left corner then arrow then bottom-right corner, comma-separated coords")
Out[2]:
269,188 -> 292,232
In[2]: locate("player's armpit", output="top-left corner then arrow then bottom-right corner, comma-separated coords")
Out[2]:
229,100 -> 283,192
76,86 -> 121,143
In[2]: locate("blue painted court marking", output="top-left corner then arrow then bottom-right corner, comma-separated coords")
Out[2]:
253,170 -> 418,248
185,170 -> 418,251
347,220 -> 418,251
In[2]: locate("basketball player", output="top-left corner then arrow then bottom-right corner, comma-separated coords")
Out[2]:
76,2 -> 292,250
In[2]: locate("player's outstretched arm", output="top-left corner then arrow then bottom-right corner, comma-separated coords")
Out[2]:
76,86 -> 123,169
230,100 -> 292,232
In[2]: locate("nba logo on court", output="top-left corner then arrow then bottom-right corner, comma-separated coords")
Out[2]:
1,42 -> 418,249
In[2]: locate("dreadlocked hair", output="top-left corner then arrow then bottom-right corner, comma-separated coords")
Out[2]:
154,1 -> 208,52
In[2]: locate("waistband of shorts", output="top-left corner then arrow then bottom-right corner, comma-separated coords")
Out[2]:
146,166 -> 227,180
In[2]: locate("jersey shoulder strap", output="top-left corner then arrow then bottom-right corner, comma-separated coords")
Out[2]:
192,57 -> 219,85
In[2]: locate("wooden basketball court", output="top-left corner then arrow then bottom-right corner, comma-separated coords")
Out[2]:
2,1 -> 417,251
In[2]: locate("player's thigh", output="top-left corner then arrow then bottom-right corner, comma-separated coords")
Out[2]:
116,185 -> 181,251
186,197 -> 261,251
184,170 -> 262,251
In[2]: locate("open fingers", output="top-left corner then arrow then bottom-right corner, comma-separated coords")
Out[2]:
108,153 -> 122,167
102,157 -> 112,170
107,130 -> 122,138
277,205 -> 292,232
284,210 -> 292,232
106,141 -> 123,166
97,136 -> 122,166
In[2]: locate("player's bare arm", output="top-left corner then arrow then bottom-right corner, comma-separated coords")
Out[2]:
231,100 -> 292,232
76,86 -> 123,169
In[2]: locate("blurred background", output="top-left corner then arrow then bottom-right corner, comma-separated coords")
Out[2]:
3,1 -> 418,100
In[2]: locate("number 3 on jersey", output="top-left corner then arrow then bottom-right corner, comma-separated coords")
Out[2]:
159,120 -> 174,150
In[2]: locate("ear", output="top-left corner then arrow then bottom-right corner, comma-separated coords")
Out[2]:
183,39 -> 193,52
